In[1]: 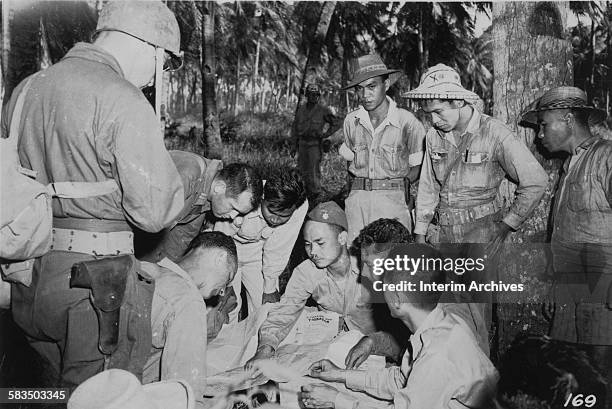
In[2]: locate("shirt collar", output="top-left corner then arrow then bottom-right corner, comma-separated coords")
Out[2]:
158,257 -> 196,286
409,305 -> 445,359
62,42 -> 125,78
574,135 -> 600,154
356,97 -> 401,130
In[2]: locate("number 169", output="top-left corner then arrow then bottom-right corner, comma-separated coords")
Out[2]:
563,393 -> 597,407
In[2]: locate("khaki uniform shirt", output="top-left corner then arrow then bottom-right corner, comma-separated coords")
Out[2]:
214,200 -> 308,287
143,258 -> 207,408
415,108 -> 548,235
343,98 -> 426,179
336,306 -> 499,409
258,257 -> 376,350
2,42 -> 184,232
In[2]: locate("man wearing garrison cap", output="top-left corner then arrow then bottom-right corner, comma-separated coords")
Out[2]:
522,86 -> 612,404
245,201 -> 376,368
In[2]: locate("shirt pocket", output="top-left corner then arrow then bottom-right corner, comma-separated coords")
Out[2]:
566,180 -> 590,212
430,146 -> 449,182
461,151 -> 490,188
353,144 -> 369,169
379,144 -> 406,172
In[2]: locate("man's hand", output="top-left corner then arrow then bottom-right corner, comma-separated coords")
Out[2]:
345,336 -> 374,369
308,359 -> 346,383
486,221 -> 512,257
262,290 -> 281,304
300,384 -> 339,409
415,234 -> 427,244
244,345 -> 275,371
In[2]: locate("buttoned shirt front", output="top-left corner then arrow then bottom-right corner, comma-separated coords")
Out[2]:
258,257 -> 376,350
2,42 -> 184,232
415,108 -> 548,234
336,306 -> 499,409
144,258 -> 207,408
215,200 -> 308,286
343,98 -> 426,179
553,137 -> 612,246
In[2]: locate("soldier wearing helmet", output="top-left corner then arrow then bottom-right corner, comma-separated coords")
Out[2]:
3,1 -> 185,388
291,84 -> 341,197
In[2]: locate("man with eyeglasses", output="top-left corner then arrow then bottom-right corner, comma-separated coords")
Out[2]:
141,231 -> 238,409
4,2 -> 186,388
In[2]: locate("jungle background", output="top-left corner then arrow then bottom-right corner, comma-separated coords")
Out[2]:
1,1 -> 611,408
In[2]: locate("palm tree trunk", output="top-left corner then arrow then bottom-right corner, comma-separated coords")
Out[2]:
202,1 -> 222,158
233,53 -> 240,115
492,1 -> 572,359
251,34 -> 261,112
295,1 -> 337,112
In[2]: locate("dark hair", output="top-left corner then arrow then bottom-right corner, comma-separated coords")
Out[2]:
217,163 -> 263,210
383,243 -> 445,310
570,108 -> 590,127
186,231 -> 237,266
264,168 -> 307,213
352,218 -> 413,253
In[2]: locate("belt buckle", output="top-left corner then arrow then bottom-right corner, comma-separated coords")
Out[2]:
365,178 -> 372,191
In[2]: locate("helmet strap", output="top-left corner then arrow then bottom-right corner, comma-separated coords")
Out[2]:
154,47 -> 165,129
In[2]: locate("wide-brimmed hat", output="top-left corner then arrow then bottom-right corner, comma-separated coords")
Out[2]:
402,64 -> 480,102
342,54 -> 402,90
520,86 -> 607,126
68,369 -> 195,409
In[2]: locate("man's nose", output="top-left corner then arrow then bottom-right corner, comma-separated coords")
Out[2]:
233,216 -> 244,227
537,127 -> 545,139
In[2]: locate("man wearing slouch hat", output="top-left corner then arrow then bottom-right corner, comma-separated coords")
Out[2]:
521,86 -> 612,408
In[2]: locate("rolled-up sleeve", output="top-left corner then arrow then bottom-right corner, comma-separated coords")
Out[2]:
495,131 -> 547,229
261,201 -> 308,285
258,264 -> 315,350
414,132 -> 440,235
112,99 -> 184,232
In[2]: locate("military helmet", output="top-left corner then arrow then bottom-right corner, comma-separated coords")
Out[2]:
96,1 -> 183,70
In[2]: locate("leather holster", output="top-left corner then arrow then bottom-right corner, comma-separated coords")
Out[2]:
70,255 -> 134,355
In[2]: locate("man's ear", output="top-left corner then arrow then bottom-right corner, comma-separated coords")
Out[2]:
212,180 -> 227,195
384,78 -> 391,92
564,112 -> 575,130
338,230 -> 348,246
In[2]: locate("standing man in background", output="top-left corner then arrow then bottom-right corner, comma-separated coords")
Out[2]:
292,84 -> 341,198
341,54 -> 426,243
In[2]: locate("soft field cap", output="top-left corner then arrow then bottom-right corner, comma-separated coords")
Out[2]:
68,369 -> 195,409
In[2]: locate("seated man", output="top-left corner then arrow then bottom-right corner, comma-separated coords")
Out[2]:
245,202 -> 377,368
215,168 -> 308,322
141,231 -> 238,409
347,220 -> 490,368
137,151 -> 263,263
303,243 -> 499,409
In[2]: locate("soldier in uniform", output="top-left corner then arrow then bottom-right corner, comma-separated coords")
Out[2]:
291,84 -> 341,197
522,86 -> 612,408
3,2 -> 185,387
341,54 -> 427,243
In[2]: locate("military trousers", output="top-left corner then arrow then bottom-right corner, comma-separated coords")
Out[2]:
298,141 -> 322,196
